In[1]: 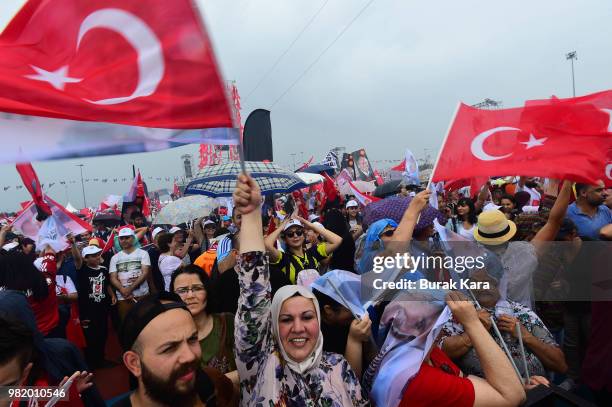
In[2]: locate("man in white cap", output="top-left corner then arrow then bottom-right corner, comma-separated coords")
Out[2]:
71,239 -> 117,368
108,227 -> 152,322
345,199 -> 363,240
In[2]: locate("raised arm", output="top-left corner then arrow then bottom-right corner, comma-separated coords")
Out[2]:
531,180 -> 572,247
446,292 -> 525,407
233,174 -> 274,381
173,231 -> 194,259
296,216 -> 343,254
263,218 -> 286,262
0,224 -> 11,250
385,189 -> 431,255
68,235 -> 83,269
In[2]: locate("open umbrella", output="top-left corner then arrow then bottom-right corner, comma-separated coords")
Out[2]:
299,164 -> 335,175
153,195 -> 217,225
295,172 -> 324,186
185,161 -> 307,197
373,179 -> 404,198
363,195 -> 444,229
92,212 -> 122,228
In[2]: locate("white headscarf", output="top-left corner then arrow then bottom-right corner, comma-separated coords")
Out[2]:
270,285 -> 324,374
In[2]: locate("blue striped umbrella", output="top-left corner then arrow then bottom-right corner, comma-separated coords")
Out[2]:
185,161 -> 307,197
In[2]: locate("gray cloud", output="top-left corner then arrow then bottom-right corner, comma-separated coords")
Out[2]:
1,0 -> 611,211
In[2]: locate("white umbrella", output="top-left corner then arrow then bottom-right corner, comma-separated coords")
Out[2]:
153,195 -> 218,225
295,172 -> 325,186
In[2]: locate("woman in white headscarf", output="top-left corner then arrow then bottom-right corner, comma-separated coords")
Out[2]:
233,173 -> 369,406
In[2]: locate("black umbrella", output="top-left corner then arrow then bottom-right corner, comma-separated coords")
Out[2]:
92,212 -> 122,227
299,164 -> 335,175
373,179 -> 404,198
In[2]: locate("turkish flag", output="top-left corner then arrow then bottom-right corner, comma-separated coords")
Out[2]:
432,92 -> 612,184
15,162 -> 52,217
0,0 -> 235,163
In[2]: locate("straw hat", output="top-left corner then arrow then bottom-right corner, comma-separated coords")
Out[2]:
474,209 -> 517,245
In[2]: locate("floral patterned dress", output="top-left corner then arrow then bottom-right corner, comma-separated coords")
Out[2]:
439,300 -> 559,377
235,251 -> 370,407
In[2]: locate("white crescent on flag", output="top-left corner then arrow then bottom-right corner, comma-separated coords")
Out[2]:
470,127 -> 519,161
77,9 -> 165,105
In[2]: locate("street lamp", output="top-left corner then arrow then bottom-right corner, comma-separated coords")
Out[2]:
76,164 -> 87,208
566,51 -> 577,97
290,153 -> 296,171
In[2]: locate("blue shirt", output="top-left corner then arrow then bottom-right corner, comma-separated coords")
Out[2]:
566,202 -> 612,240
216,234 -> 233,261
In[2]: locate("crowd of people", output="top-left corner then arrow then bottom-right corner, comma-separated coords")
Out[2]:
0,172 -> 610,407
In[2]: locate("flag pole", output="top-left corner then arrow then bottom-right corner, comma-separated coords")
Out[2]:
426,102 -> 461,191
189,1 -> 247,176
467,289 -> 523,382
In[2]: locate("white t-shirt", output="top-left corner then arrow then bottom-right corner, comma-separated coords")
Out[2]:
516,184 -> 541,207
109,248 -> 151,300
158,254 -> 183,291
55,275 -> 77,296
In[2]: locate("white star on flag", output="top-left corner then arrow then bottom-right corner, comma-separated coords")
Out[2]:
25,65 -> 82,91
520,134 -> 547,149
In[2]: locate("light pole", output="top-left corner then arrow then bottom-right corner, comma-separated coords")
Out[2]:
566,51 -> 577,97
290,153 -> 296,171
76,164 -> 87,208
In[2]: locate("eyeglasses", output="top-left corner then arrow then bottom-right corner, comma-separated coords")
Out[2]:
285,230 -> 304,238
174,285 -> 205,295
380,229 -> 395,237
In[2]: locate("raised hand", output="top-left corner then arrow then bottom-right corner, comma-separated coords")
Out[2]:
233,173 -> 261,215
408,189 -> 432,213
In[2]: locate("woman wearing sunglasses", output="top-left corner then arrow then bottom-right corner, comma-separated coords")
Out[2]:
264,215 -> 342,284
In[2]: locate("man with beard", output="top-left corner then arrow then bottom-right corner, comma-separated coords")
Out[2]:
117,292 -> 231,406
566,180 -> 611,240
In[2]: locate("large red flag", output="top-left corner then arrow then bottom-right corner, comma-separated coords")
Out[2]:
432,92 -> 612,184
15,163 -> 52,216
347,180 -> 381,206
0,0 -> 235,163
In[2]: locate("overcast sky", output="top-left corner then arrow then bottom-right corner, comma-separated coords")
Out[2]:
1,0 -> 611,211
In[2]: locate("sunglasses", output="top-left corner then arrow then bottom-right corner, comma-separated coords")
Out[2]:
118,236 -> 132,240
285,230 -> 304,238
380,229 -> 395,237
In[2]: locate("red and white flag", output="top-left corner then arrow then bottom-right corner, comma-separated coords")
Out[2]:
12,197 -> 92,242
432,91 -> 612,185
0,0 -> 236,163
15,162 -> 52,216
347,180 -> 380,206
125,171 -> 150,216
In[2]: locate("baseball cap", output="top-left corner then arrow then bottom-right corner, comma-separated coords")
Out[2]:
346,200 -> 358,208
118,227 -> 135,237
482,202 -> 502,212
203,219 -> 216,228
169,226 -> 182,234
151,227 -> 164,240
120,292 -> 189,351
283,219 -> 304,232
221,215 -> 231,222
308,214 -> 320,222
88,238 -> 104,248
82,245 -> 102,257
